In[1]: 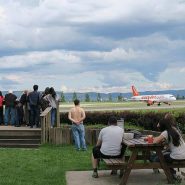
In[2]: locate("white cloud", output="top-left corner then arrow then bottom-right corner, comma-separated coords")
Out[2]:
0,0 -> 185,91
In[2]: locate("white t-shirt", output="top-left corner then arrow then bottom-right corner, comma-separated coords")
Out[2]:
98,125 -> 124,156
161,130 -> 185,160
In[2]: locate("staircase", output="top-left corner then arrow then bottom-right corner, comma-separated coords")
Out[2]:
0,126 -> 41,148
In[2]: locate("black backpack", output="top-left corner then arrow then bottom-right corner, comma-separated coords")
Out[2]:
40,96 -> 50,111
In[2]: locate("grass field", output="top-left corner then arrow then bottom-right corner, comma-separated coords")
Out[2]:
0,145 -> 93,185
59,100 -> 185,112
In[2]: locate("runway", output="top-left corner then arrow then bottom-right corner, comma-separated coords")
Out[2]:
60,104 -> 185,112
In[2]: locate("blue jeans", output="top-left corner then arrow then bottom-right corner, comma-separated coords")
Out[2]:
150,151 -> 176,175
0,106 -> 3,124
71,123 -> 87,150
4,107 -> 16,125
30,105 -> 40,127
51,108 -> 56,127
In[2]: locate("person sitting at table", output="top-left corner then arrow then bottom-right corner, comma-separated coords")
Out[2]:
91,116 -> 124,178
152,118 -> 185,182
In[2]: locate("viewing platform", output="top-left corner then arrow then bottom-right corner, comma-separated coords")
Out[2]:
0,126 -> 41,148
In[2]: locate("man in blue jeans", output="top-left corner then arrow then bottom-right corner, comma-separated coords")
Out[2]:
68,99 -> 86,151
4,90 -> 17,126
28,85 -> 41,128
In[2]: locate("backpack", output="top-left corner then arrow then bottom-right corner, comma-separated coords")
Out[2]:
40,96 -> 50,111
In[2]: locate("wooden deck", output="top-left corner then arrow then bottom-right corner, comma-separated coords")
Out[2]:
0,125 -> 41,148
0,125 -> 41,131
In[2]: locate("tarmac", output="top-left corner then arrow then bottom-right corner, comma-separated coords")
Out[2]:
66,170 -> 185,185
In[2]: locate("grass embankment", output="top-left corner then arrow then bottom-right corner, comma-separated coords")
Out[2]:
62,122 -> 143,131
0,145 -> 92,185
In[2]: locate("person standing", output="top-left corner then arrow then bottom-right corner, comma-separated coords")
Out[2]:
4,90 -> 17,126
68,99 -> 86,151
19,90 -> 28,125
0,91 -> 4,125
28,85 -> 40,128
43,87 -> 57,128
91,116 -> 124,178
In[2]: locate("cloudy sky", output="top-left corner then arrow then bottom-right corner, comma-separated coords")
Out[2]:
0,0 -> 185,93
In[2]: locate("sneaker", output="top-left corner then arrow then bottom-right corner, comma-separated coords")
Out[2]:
110,170 -> 117,175
173,174 -> 182,183
92,171 -> 99,178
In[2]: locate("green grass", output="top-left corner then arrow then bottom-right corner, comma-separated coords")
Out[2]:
61,122 -> 143,130
59,100 -> 185,112
0,145 -> 93,185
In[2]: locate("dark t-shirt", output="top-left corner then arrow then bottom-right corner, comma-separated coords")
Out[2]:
5,93 -> 17,107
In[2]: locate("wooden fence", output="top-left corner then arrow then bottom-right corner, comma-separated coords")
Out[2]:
40,101 -> 60,144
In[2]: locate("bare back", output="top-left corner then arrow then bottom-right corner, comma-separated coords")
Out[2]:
68,106 -> 86,125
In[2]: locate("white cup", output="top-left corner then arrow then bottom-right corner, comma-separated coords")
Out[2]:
123,133 -> 134,140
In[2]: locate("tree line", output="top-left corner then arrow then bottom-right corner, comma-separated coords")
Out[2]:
60,92 -> 125,102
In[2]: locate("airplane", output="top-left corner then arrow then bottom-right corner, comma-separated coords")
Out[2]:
131,85 -> 176,106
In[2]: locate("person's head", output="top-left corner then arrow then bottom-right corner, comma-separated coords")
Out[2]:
23,90 -> 28,94
108,116 -> 117,126
33,85 -> 38,91
8,90 -> 13,94
44,87 -> 50,95
158,118 -> 171,132
49,87 -> 56,98
158,118 -> 180,146
0,91 -> 2,96
74,99 -> 80,106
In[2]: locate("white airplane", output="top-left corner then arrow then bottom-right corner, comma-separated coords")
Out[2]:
131,85 -> 176,106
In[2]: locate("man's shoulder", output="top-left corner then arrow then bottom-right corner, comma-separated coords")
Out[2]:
69,107 -> 75,112
79,107 -> 85,112
101,126 -> 109,132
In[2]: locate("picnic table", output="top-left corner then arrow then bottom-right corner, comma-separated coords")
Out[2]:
103,136 -> 177,185
119,137 -> 174,185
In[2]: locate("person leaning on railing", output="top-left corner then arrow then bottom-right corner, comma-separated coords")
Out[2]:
0,91 -> 4,125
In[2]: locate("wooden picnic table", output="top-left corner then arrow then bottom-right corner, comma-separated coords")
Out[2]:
119,137 -> 174,185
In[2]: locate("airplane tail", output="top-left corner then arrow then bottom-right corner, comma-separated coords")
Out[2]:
131,85 -> 139,96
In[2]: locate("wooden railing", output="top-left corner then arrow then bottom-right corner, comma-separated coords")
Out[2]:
40,107 -> 52,144
40,101 -> 61,144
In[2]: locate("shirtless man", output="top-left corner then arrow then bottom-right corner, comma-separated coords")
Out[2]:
68,99 -> 87,151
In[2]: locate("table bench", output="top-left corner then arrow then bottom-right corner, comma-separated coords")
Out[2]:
103,157 -> 185,171
103,137 -> 185,185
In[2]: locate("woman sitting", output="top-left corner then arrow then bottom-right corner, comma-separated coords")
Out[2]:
152,118 -> 185,182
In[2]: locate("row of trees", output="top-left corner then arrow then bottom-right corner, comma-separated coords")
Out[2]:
176,95 -> 185,100
60,92 -> 125,102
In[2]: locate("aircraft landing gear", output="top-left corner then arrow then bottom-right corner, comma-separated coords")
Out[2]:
158,103 -> 161,106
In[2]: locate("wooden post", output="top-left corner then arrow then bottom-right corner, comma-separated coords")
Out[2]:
56,100 -> 60,128
40,107 -> 52,144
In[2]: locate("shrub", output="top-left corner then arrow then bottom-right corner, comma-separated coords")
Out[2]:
60,110 -> 185,133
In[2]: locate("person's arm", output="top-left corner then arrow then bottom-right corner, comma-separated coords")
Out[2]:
96,139 -> 102,147
153,134 -> 166,144
78,108 -> 86,123
68,109 -> 76,123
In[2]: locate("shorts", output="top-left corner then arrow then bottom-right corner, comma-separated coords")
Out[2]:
92,146 -> 122,159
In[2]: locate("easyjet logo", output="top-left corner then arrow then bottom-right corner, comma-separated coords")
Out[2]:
141,95 -> 165,100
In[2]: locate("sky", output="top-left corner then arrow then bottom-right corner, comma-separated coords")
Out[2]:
0,0 -> 185,93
